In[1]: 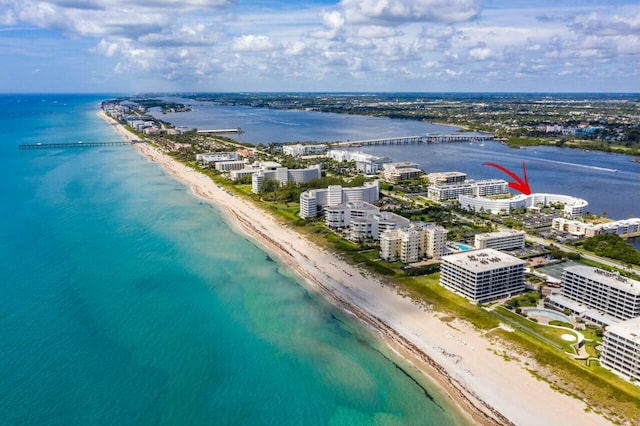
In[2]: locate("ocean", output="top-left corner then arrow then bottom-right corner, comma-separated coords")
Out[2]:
0,94 -> 466,424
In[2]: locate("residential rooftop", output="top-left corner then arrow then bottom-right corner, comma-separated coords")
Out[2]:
443,248 -> 525,272
606,316 -> 640,342
563,265 -> 640,295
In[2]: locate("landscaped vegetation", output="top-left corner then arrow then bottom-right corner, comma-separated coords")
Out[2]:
580,234 -> 640,265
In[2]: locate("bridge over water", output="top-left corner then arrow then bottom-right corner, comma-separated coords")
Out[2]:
329,133 -> 493,148
196,128 -> 243,134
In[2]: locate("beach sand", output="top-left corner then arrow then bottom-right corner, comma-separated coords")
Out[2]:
99,110 -> 613,426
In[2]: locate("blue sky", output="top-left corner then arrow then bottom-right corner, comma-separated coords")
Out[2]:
0,0 -> 638,93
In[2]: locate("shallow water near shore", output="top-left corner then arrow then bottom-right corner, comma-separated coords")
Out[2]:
0,95 -> 467,424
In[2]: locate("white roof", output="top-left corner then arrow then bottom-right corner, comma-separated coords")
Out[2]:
564,265 -> 640,296
443,248 -> 525,272
606,317 -> 640,342
475,230 -> 525,240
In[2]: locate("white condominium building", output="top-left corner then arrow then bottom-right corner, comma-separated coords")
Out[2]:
251,165 -> 321,194
282,144 -> 327,157
326,150 -> 380,163
299,181 -> 380,218
230,161 -> 282,181
427,172 -> 467,185
326,150 -> 392,174
427,179 -> 508,201
230,168 -> 259,180
380,227 -> 421,263
425,224 -> 448,258
380,230 -> 403,262
324,201 -> 380,228
382,162 -> 424,183
474,230 -> 526,251
548,266 -> 640,323
348,211 -> 410,241
196,152 -> 239,165
552,217 -> 640,238
380,223 -> 448,263
214,160 -> 248,172
600,317 -> 640,383
440,248 -> 525,303
287,164 -> 322,184
460,193 -> 588,218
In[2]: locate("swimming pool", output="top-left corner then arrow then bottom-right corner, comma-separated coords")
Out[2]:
455,244 -> 473,251
525,308 -> 571,323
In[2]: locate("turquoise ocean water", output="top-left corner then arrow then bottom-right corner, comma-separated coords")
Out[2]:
0,95 -> 465,425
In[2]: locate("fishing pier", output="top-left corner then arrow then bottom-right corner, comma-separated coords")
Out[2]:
19,141 -> 136,150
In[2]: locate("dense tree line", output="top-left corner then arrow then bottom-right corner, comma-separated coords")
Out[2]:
582,234 -> 640,265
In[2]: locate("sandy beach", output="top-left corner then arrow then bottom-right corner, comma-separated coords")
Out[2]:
98,110 -> 613,426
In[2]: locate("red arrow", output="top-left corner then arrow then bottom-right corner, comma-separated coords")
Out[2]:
482,161 -> 531,195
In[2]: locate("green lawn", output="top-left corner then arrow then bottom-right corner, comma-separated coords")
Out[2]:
494,307 -> 578,353
234,184 -> 253,196
263,201 -> 303,224
580,324 -> 604,343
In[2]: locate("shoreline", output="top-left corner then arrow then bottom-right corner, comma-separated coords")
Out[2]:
98,110 -> 614,426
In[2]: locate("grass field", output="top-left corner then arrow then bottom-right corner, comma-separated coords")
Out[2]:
494,307 -> 578,353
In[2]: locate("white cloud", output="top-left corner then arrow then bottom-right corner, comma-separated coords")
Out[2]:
284,41 -> 307,56
0,0 -> 637,91
357,26 -> 399,39
139,24 -> 224,47
468,46 -> 492,60
339,0 -> 480,25
322,10 -> 345,30
570,12 -> 640,37
0,8 -> 17,25
231,34 -> 274,52
419,25 -> 461,50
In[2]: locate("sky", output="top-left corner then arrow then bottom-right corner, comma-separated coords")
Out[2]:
0,0 -> 638,93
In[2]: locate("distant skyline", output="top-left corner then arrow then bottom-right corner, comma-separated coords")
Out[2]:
1,0 -> 638,93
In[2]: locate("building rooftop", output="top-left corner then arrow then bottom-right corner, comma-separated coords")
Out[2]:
606,316 -> 640,342
443,248 -> 525,272
428,171 -> 466,177
326,201 -> 380,212
475,230 -> 526,240
563,265 -> 640,295
372,212 -> 411,225
430,178 -> 507,190
388,161 -> 419,169
259,161 -> 282,169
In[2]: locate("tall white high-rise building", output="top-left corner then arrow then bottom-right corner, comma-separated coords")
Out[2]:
251,164 -> 322,194
547,266 -> 640,325
424,224 -> 448,259
601,317 -> 640,383
299,181 -> 380,218
474,230 -> 526,251
440,248 -> 525,303
380,223 -> 448,262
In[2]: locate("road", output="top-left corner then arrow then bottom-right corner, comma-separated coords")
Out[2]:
524,234 -> 640,273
